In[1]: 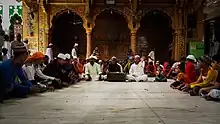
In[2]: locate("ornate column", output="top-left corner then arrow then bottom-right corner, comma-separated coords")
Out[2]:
196,6 -> 204,42
130,29 -> 137,54
86,28 -> 92,58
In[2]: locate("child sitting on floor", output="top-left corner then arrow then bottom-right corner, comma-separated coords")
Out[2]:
154,65 -> 167,82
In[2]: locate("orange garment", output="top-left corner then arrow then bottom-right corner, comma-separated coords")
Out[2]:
73,62 -> 84,74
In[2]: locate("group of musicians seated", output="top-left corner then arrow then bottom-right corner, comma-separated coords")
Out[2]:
0,45 -> 171,102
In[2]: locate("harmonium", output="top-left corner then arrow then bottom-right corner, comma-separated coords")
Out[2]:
107,72 -> 126,82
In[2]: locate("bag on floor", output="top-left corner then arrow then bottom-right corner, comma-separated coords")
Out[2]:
107,72 -> 126,82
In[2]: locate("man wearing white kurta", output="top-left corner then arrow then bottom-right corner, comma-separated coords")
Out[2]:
148,50 -> 155,64
45,43 -> 53,63
127,55 -> 148,82
71,43 -> 78,58
85,56 -> 102,81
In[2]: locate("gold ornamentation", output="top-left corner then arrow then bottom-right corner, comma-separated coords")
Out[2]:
50,5 -> 85,27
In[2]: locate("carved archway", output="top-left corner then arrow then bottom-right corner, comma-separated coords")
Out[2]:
137,9 -> 174,61
49,5 -> 85,28
50,10 -> 86,57
92,9 -> 130,60
93,7 -> 131,23
138,9 -> 173,26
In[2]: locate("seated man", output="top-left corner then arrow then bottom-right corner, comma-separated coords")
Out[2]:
145,62 -> 156,77
23,52 -> 61,90
199,55 -> 220,97
127,55 -> 148,82
155,65 -> 167,82
84,56 -> 102,81
0,41 -> 39,102
43,53 -> 69,87
108,56 -> 123,73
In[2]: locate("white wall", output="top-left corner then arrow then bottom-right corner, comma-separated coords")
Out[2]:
0,0 -> 22,34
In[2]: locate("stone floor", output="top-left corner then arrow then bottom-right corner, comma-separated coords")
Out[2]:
0,79 -> 220,124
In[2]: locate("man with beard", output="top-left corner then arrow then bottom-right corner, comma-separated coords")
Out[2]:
84,55 -> 102,81
127,55 -> 148,82
108,56 -> 123,73
0,37 -> 40,102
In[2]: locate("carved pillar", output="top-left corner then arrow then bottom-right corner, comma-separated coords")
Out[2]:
130,29 -> 137,54
86,28 -> 92,58
196,6 -> 204,42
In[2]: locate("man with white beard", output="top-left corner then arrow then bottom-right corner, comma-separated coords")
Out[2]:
127,55 -> 148,82
84,55 -> 102,81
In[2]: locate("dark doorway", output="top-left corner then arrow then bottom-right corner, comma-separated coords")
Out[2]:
137,10 -> 173,62
93,9 -> 130,60
51,10 -> 85,57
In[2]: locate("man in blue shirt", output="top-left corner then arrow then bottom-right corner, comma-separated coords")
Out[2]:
0,34 -> 39,103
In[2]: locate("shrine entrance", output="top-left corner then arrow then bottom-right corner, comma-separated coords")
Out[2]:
93,9 -> 130,60
137,10 -> 173,62
51,10 -> 86,58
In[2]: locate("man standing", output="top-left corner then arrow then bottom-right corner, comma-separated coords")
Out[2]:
71,43 -> 79,58
45,43 -> 54,63
148,49 -> 155,64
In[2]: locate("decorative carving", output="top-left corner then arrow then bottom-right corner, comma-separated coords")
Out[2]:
92,7 -> 132,23
179,34 -> 185,57
50,5 -> 85,27
137,8 -> 173,24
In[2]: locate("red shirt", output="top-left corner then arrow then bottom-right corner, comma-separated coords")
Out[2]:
184,61 -> 197,84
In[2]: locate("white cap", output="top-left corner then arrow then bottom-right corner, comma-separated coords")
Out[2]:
49,43 -> 53,46
89,55 -> 97,60
159,64 -> 164,68
111,56 -> 116,59
74,43 -> 78,47
186,55 -> 196,62
65,53 -> 71,60
99,60 -> 102,63
57,53 -> 66,60
72,56 -> 77,59
134,55 -> 140,58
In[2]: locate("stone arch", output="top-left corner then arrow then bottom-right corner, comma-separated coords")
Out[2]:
138,8 -> 172,26
49,5 -> 86,28
93,7 -> 130,23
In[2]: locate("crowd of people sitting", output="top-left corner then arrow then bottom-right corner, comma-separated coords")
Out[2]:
169,54 -> 220,101
1,33 -> 220,103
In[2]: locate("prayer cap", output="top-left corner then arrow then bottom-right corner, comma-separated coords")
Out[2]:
186,55 -> 196,62
72,56 -> 77,59
89,55 -> 97,60
74,43 -> 78,47
57,53 -> 66,60
111,56 -> 117,60
159,64 -> 164,69
65,53 -> 71,60
11,40 -> 27,53
49,43 -> 53,46
134,55 -> 140,58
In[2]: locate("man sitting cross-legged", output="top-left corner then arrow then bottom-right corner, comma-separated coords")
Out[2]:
84,55 -> 102,81
127,55 -> 148,82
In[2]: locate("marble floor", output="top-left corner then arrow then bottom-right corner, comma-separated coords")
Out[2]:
0,79 -> 220,124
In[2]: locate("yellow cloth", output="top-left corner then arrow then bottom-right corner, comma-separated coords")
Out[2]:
190,67 -> 218,89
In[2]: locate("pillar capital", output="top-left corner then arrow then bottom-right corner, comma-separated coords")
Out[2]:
130,28 -> 138,35
86,28 -> 93,34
